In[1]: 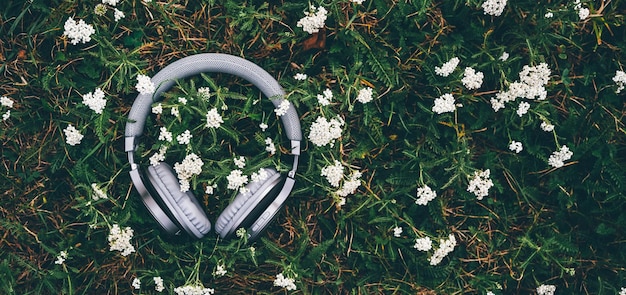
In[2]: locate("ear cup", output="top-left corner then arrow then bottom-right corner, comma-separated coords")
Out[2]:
146,163 -> 211,239
215,168 -> 282,238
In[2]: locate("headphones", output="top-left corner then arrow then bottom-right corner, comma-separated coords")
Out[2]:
124,53 -> 302,240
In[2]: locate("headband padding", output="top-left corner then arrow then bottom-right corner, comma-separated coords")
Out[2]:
125,53 -> 302,145
147,163 -> 212,238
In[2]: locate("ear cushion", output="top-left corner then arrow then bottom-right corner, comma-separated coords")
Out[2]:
146,163 -> 211,238
215,168 -> 282,238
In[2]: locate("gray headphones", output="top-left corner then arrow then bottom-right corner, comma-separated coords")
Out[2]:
124,53 -> 302,240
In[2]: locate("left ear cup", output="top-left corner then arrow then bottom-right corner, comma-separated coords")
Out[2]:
215,168 -> 282,238
146,163 -> 212,239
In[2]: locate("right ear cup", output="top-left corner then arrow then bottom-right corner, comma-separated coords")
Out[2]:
215,168 -> 282,238
146,163 -> 211,239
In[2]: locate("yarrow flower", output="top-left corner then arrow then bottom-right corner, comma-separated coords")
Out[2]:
415,185 -> 437,206
158,126 -> 173,142
152,103 -> 163,114
132,278 -> 141,290
393,226 -> 403,237
508,141 -> 523,153
296,5 -> 328,34
176,130 -> 193,145
356,87 -> 374,104
308,116 -> 344,147
1,96 -> 14,121
317,88 -> 333,106
150,146 -> 168,166
226,169 -> 249,191
213,263 -> 227,277
273,272 -> 297,291
351,0 -> 366,4
251,168 -> 269,183
620,287 -> 626,295
55,251 -> 68,265
413,237 -> 433,252
613,70 -> 626,94
490,63 -> 551,111
102,0 -> 121,6
63,17 -> 95,45
197,87 -> 211,100
461,67 -> 484,90
540,121 -> 555,132
274,100 -> 291,116
81,88 -> 107,114
467,169 -> 494,200
321,160 -> 344,188
574,0 -> 589,20
233,156 -> 246,169
136,74 -> 155,95
481,0 -> 507,16
294,73 -> 308,80
336,171 -> 362,197
108,224 -> 135,256
91,183 -> 108,200
174,284 -> 215,295
435,57 -> 460,77
113,8 -> 125,22
429,234 -> 457,265
517,101 -> 530,116
499,51 -> 509,61
548,145 -> 573,168
173,153 -> 204,192
154,277 -> 165,292
536,284 -> 556,295
205,108 -> 224,128
64,124 -> 84,146
264,137 -> 276,155
432,93 -> 457,114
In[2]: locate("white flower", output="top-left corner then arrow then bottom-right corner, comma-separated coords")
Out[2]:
336,171 -> 362,197
170,106 -> 180,117
274,100 -> 291,116
516,101 -> 530,117
176,130 -> 193,145
64,124 -> 84,146
102,0 -> 120,6
273,272 -> 297,291
1,96 -> 14,108
356,87 -> 374,104
415,185 -> 437,205
545,12 -> 554,18
413,237 -> 433,251
136,74 -> 155,95
158,127 -> 173,142
294,73 -> 308,80
150,146 -> 168,166
2,110 -> 11,121
613,70 -> 626,93
173,153 -> 204,192
178,96 -> 188,105
467,169 -> 494,200
152,103 -> 163,114
540,121 -> 555,132
174,284 -> 215,295
548,145 -> 573,168
213,263 -> 227,277
153,277 -> 165,292
108,224 -> 135,256
264,137 -> 276,155
518,63 -> 551,100
205,108 -> 223,128
481,0 -> 507,16
461,67 -> 484,90
63,17 -> 95,45
435,57 -> 460,77
352,0 -> 366,4
317,88 -> 333,106
251,168 -> 269,183
432,93 -> 457,114
578,7 -> 590,20
620,287 -> 626,295
91,183 -> 108,200
393,226 -> 403,237
308,116 -> 344,147
429,234 -> 457,265
113,8 -> 125,21
82,88 -> 107,114
490,97 -> 505,112
205,183 -> 217,195
321,160 -> 344,188
508,141 -> 523,153
296,6 -> 328,34
132,278 -> 141,290
499,52 -> 509,61
259,122 -> 269,131
233,156 -> 246,169
198,87 -> 211,100
536,284 -> 556,295
54,251 -> 68,265
226,169 -> 248,190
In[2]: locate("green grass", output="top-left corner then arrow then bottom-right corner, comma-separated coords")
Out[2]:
1,0 -> 625,294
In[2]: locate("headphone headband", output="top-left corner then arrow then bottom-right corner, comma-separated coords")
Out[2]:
124,53 -> 302,152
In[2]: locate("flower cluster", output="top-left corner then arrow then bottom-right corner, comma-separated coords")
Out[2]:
205,108 -> 224,128
158,127 -> 173,142
264,137 -> 276,155
176,130 -> 193,145
393,226 -> 402,237
274,100 -> 291,116
481,0 -> 507,16
273,272 -> 297,291
321,161 -> 344,188
82,88 -> 107,114
508,141 -> 523,153
490,63 -> 551,112
541,121 -> 555,132
429,234 -> 457,265
356,87 -> 374,104
548,145 -> 573,168
294,73 -> 308,80
213,263 -> 227,277
1,96 -> 14,121
461,67 -> 484,90
536,284 -> 556,295
620,287 -> 626,295
613,70 -> 626,94
63,17 -> 95,45
317,88 -> 333,106
64,124 -> 84,146
415,185 -> 437,206
154,277 -> 165,292
296,6 -> 328,34
308,116 -> 344,147
108,224 -> 135,256
335,171 -> 362,197
432,93 -> 457,114
435,57 -> 460,77
55,251 -> 68,265
132,278 -> 141,290
91,183 -> 108,200
174,284 -> 215,295
573,0 -> 590,20
136,74 -> 155,95
173,153 -> 204,192
467,169 -> 494,200
226,169 -> 249,192
150,146 -> 168,166
413,237 -> 433,252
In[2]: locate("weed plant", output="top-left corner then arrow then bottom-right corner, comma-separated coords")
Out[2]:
1,0 -> 625,294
